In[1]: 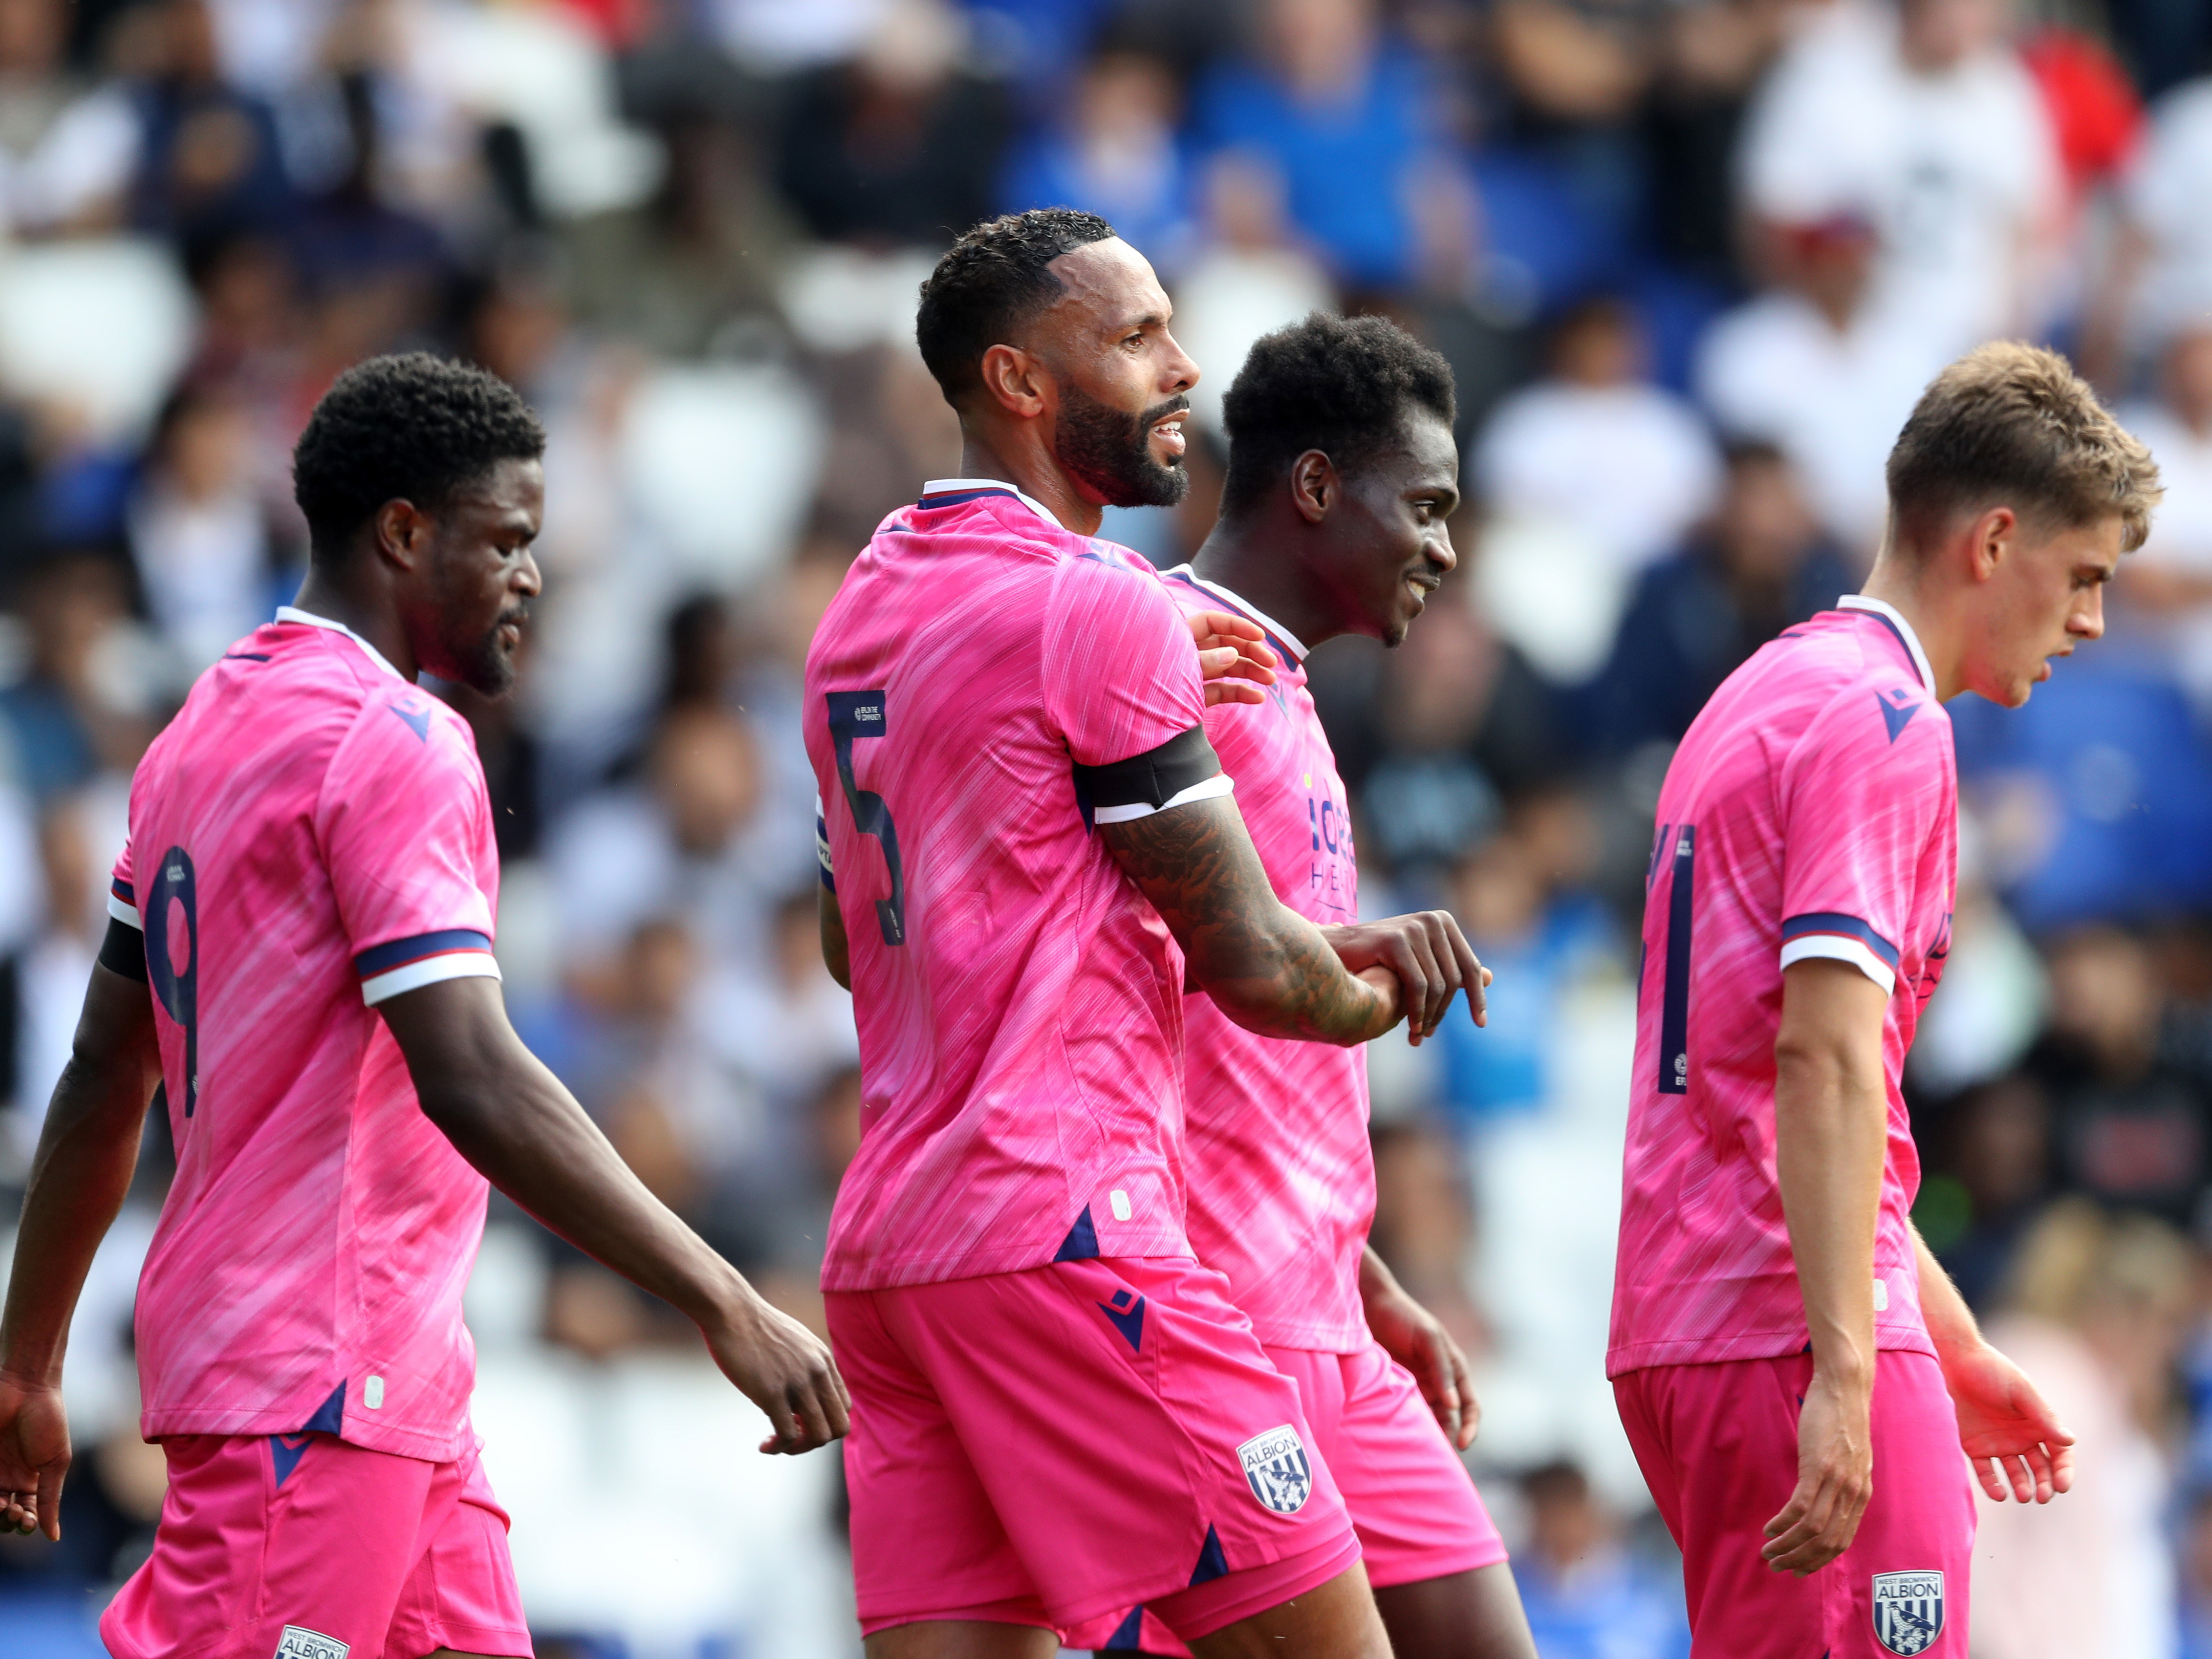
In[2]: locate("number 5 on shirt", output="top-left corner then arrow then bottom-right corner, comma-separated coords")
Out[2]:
826,689 -> 907,947
145,845 -> 200,1117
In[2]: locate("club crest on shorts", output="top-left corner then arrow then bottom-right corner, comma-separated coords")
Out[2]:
1871,1570 -> 1945,1655
274,1627 -> 349,1659
1236,1424 -> 1313,1515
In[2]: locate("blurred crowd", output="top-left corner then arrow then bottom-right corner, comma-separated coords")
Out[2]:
5,0 -> 2212,1654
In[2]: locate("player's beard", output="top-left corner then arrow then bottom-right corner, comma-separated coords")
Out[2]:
1055,387 -> 1190,509
455,607 -> 526,697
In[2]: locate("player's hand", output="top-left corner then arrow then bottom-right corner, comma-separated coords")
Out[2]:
701,1293 -> 852,1456
1363,1280 -> 1480,1451
1761,1365 -> 1872,1575
1322,914 -> 1491,1044
1943,1339 -> 2075,1504
0,1369 -> 70,1541
1185,609 -> 1278,707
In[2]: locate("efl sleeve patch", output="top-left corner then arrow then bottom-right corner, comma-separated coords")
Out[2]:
1074,723 -> 1234,825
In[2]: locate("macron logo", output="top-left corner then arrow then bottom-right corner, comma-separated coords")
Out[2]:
388,699 -> 432,743
1876,687 -> 1920,745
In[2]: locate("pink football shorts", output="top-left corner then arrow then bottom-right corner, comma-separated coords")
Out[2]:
1068,1335 -> 1510,1654
827,1255 -> 1363,1641
1614,1348 -> 1974,1658
101,1429 -> 532,1659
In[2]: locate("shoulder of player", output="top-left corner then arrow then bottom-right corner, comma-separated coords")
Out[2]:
1044,534 -> 1176,618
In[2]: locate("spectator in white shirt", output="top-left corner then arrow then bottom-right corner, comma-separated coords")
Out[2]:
1737,0 -> 2062,352
2116,326 -> 2212,714
1696,210 -> 1952,559
1475,295 -> 1721,579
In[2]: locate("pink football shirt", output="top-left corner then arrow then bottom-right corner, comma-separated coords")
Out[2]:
805,481 -> 1221,1291
1608,596 -> 1956,1376
108,607 -> 502,1460
1158,567 -> 1370,1352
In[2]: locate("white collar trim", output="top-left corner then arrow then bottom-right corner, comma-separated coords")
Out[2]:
1160,565 -> 1311,663
275,605 -> 406,682
1838,594 -> 1936,695
922,477 -> 1065,533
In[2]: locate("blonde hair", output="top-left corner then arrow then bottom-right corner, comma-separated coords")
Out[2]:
1886,341 -> 2163,556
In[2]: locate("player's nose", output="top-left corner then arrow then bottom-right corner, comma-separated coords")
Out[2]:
514,549 -> 543,599
2072,586 -> 2104,639
1160,328 -> 1198,396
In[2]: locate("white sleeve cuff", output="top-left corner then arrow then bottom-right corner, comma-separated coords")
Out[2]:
361,951 -> 502,1006
1092,772 -> 1236,825
1779,935 -> 1896,996
108,893 -> 143,929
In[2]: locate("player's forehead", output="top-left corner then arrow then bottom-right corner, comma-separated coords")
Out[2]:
1042,237 -> 1171,341
443,456 -> 543,528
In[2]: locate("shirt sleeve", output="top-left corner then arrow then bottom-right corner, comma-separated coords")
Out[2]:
1043,550 -> 1208,767
1777,681 -> 1948,996
815,791 -> 835,890
109,840 -> 140,929
315,696 -> 501,1007
1042,550 -> 1229,820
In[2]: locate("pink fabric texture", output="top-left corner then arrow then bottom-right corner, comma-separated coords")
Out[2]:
1157,569 -> 1371,1352
1066,1334 -> 1508,1655
803,486 -> 1211,1290
828,1254 -> 1359,1638
1615,1349 -> 1975,1657
1610,601 -> 1957,1377
110,611 -> 501,1460
100,1430 -> 530,1659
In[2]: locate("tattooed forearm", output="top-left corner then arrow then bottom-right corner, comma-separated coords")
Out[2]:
1101,797 -> 1400,1045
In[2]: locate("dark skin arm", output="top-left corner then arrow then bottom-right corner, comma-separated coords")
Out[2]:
377,976 -> 847,1453
0,964 -> 163,1539
1359,1244 -> 1479,1451
821,885 -> 851,991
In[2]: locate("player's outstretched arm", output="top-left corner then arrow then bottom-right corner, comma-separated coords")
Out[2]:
1358,1244 -> 1479,1450
378,976 -> 850,1455
1102,796 -> 1414,1045
0,960 -> 163,1540
1763,957 -> 1889,1577
1912,1225 -> 2075,1504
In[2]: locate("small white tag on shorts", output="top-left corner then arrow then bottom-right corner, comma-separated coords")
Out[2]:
1109,1188 -> 1132,1222
1237,1424 -> 1314,1515
1873,1277 -> 1889,1313
364,1375 -> 385,1409
275,1626 -> 349,1659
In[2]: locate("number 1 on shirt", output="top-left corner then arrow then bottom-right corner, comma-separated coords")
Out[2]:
826,689 -> 907,947
1658,824 -> 1694,1095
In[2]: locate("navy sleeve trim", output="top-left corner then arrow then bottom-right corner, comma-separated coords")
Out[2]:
1780,912 -> 1901,971
353,929 -> 495,977
98,916 -> 149,982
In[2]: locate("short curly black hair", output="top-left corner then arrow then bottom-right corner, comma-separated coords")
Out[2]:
915,209 -> 1117,409
1219,314 -> 1457,517
292,353 -> 546,562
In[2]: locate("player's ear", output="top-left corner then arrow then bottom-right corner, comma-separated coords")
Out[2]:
1968,505 -> 2015,583
372,498 -> 430,573
977,344 -> 1047,420
1291,450 -> 1335,524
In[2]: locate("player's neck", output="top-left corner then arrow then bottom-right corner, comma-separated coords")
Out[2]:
289,569 -> 419,683
1190,519 -> 1338,651
956,433 -> 1103,538
1856,563 -> 1960,701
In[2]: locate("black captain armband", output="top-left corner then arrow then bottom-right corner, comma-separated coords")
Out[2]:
1075,723 -> 1236,827
99,916 -> 150,983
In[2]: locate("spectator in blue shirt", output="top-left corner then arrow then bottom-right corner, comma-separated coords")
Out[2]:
1186,0 -> 1465,290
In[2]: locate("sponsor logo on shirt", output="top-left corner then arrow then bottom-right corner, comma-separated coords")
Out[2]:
1236,1424 -> 1313,1515
1871,1570 -> 1944,1655
275,1626 -> 349,1659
